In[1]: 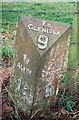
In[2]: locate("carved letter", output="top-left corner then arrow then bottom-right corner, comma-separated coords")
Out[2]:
37,35 -> 48,50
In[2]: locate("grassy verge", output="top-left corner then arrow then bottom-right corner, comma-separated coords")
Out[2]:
1,2 -> 79,120
2,2 -> 75,33
1,2 -> 75,58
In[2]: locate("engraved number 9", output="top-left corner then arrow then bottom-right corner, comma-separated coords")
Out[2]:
37,35 -> 48,50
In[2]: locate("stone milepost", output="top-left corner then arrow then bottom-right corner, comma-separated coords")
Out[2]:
9,16 -> 71,117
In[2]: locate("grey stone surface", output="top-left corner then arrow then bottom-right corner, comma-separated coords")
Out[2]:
9,16 -> 71,116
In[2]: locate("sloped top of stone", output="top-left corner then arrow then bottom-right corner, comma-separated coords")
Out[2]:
19,15 -> 71,56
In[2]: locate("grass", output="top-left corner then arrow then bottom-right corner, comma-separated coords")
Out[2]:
2,2 -> 75,33
1,2 -> 75,58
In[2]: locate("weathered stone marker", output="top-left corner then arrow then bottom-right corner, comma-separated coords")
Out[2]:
9,16 -> 71,117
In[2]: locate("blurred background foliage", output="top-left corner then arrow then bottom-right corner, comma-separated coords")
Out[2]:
1,2 -> 75,58
2,2 -> 75,33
